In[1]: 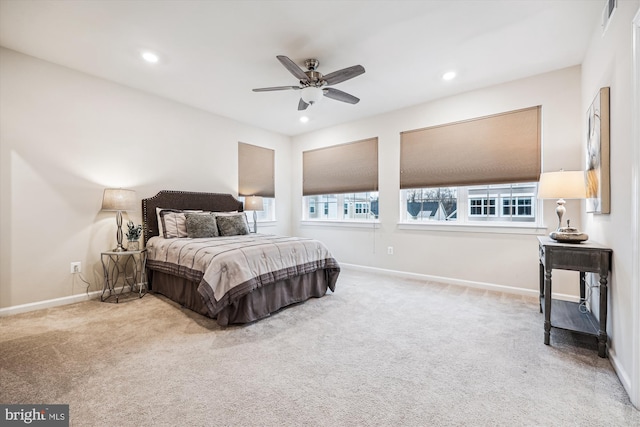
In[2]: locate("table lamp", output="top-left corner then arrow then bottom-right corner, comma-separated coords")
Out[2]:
101,188 -> 137,251
244,196 -> 264,233
537,170 -> 588,242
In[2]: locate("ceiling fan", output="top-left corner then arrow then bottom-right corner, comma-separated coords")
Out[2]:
252,55 -> 365,111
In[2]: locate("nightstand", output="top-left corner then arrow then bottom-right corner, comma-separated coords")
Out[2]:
100,249 -> 147,303
537,236 -> 612,357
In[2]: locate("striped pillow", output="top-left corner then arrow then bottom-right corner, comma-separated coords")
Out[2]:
159,210 -> 188,238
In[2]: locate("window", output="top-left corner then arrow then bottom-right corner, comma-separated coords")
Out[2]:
303,137 -> 379,222
238,142 -> 276,222
400,107 -> 541,188
304,192 -> 379,221
469,197 -> 497,217
399,107 -> 541,227
401,183 -> 537,224
405,188 -> 457,221
502,196 -> 533,217
355,203 -> 368,214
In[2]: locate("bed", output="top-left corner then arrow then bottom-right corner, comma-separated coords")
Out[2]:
142,190 -> 340,325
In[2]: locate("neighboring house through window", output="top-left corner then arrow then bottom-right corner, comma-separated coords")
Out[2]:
401,183 -> 537,223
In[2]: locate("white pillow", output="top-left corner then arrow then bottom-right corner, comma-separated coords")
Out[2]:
213,211 -> 240,216
156,208 -> 203,238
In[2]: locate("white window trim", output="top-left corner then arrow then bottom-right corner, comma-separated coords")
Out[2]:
397,221 -> 547,235
256,220 -> 278,227
301,219 -> 381,229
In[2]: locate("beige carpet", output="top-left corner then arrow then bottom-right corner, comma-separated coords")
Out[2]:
1,267 -> 638,426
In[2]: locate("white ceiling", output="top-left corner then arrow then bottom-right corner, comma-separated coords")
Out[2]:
0,0 -> 603,136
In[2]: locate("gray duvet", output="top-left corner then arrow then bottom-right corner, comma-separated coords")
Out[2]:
146,234 -> 340,317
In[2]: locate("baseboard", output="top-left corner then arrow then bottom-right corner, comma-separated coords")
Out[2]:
608,347 -> 633,402
339,263 -> 580,302
0,265 -> 578,317
0,284 -> 140,317
0,290 -> 103,317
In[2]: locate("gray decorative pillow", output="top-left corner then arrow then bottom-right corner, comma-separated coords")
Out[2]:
215,213 -> 250,236
185,213 -> 219,238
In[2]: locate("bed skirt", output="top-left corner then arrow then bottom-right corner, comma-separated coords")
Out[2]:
148,268 -> 339,325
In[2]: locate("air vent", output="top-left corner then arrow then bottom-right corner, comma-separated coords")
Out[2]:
602,0 -> 617,34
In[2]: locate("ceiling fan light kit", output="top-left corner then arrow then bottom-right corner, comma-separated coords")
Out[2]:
253,55 -> 365,111
300,87 -> 323,105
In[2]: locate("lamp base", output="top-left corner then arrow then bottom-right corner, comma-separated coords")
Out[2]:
549,231 -> 589,243
549,221 -> 588,243
253,211 -> 258,234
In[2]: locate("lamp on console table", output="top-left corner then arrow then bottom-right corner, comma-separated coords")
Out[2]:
101,188 -> 137,251
244,196 -> 264,233
537,170 -> 588,243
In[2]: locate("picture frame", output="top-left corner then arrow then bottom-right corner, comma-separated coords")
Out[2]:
586,87 -> 610,214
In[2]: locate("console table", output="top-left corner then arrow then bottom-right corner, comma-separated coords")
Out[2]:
538,236 -> 612,357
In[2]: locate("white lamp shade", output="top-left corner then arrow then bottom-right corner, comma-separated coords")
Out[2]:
300,87 -> 323,105
245,196 -> 264,211
101,188 -> 137,211
537,171 -> 587,199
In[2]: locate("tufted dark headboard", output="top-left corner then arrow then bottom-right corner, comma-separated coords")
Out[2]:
142,190 -> 244,246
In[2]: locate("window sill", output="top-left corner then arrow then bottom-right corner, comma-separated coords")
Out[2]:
300,220 -> 380,229
256,220 -> 277,226
397,221 -> 548,235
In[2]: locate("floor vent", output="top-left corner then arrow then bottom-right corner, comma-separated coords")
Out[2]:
602,0 -> 617,35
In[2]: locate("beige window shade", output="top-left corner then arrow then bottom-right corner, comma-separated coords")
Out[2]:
400,106 -> 541,189
303,137 -> 378,196
238,142 -> 275,197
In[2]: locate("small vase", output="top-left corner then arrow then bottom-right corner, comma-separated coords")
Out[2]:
127,240 -> 140,251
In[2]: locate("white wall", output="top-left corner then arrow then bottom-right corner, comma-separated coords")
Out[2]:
2,5 -> 639,407
0,47 -> 292,309
292,66 -> 584,296
580,0 -> 640,405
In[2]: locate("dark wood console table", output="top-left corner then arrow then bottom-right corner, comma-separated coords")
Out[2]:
538,236 -> 612,357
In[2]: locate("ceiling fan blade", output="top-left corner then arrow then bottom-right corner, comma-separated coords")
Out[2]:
277,55 -> 310,82
322,65 -> 365,86
323,87 -> 360,104
298,98 -> 309,111
252,86 -> 300,92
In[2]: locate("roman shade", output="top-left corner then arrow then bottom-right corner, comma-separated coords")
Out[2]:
400,106 -> 541,189
238,142 -> 275,198
303,137 -> 378,196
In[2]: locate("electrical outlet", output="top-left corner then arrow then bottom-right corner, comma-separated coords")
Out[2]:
70,262 -> 81,274
387,246 -> 394,255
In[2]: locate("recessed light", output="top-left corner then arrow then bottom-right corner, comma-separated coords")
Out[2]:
141,51 -> 159,64
442,71 -> 456,81
299,116 -> 309,123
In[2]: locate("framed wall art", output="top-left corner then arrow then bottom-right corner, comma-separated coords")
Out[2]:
586,87 -> 610,214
